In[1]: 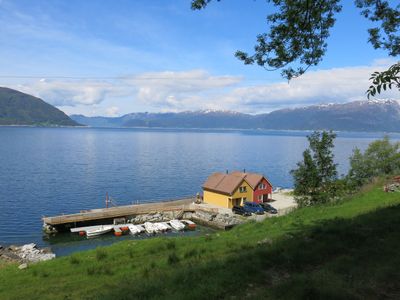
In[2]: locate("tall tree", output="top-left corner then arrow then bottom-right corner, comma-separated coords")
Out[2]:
192,0 -> 400,95
291,131 -> 338,205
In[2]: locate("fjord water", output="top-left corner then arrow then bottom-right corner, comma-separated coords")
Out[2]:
0,127 -> 398,253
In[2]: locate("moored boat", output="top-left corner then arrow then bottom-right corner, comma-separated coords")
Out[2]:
135,224 -> 145,233
144,222 -> 157,234
169,219 -> 185,231
161,222 -> 172,231
181,220 -> 196,230
154,222 -> 169,232
86,225 -> 113,238
114,227 -> 123,236
128,224 -> 140,235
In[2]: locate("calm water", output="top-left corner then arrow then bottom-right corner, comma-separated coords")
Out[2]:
0,127 -> 398,254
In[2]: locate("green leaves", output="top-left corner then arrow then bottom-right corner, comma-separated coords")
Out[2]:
235,0 -> 343,80
355,0 -> 400,56
347,136 -> 400,188
367,62 -> 400,98
191,0 -> 400,87
291,130 -> 338,206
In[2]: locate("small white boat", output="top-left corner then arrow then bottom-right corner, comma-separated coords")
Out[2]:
144,222 -> 157,234
181,220 -> 196,230
128,224 -> 141,235
169,219 -> 185,231
135,224 -> 145,233
161,222 -> 172,231
154,222 -> 169,232
86,225 -> 113,238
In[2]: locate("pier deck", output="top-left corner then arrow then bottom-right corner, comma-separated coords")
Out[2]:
43,197 -> 196,226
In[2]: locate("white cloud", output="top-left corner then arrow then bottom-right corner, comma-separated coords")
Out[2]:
217,62 -> 399,112
16,79 -> 122,107
125,69 -> 242,109
7,61 -> 399,115
105,106 -> 120,117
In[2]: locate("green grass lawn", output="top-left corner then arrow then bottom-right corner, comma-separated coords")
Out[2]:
1,181 -> 400,299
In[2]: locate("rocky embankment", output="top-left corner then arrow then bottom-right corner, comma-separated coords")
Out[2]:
0,243 -> 55,266
128,209 -> 243,229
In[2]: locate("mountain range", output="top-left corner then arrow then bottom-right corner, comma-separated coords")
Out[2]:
1,86 -> 399,132
71,99 -> 400,132
0,87 -> 79,126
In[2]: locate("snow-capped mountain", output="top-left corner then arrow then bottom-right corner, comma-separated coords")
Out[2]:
71,99 -> 400,132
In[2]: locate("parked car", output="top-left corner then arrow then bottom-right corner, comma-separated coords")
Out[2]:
243,202 -> 265,215
260,203 -> 278,214
232,205 -> 251,216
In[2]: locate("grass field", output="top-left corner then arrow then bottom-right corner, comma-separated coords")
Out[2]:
1,181 -> 400,299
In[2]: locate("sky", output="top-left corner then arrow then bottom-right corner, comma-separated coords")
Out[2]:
0,0 -> 398,116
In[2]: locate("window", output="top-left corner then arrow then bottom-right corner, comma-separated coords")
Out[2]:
259,183 -> 265,190
239,186 -> 247,193
258,195 -> 262,201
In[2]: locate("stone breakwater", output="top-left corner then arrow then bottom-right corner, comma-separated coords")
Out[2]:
0,243 -> 55,264
127,209 -> 243,229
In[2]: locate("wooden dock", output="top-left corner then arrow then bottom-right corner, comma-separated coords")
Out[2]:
43,197 -> 196,226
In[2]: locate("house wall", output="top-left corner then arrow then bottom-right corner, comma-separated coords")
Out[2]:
203,190 -> 230,208
231,180 -> 253,206
253,178 -> 273,203
203,180 -> 253,208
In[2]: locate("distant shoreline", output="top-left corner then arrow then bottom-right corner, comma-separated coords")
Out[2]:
0,124 -> 87,128
1,124 -> 399,135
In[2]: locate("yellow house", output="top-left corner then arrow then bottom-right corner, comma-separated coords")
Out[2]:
202,172 -> 253,208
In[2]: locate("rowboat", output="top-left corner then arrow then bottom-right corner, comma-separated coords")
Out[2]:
114,227 -> 123,236
128,224 -> 141,235
154,222 -> 169,232
181,220 -> 196,230
144,222 -> 157,234
161,222 -> 172,231
135,224 -> 145,233
86,225 -> 113,238
169,219 -> 185,231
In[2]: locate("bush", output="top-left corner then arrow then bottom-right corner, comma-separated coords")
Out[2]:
347,136 -> 400,189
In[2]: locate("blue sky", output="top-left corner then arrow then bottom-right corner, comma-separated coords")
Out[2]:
0,0 -> 397,116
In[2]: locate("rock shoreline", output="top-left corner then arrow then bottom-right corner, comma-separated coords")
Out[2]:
126,209 -> 243,229
0,243 -> 55,264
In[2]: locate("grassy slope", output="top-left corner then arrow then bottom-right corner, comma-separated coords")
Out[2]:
1,182 -> 400,299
